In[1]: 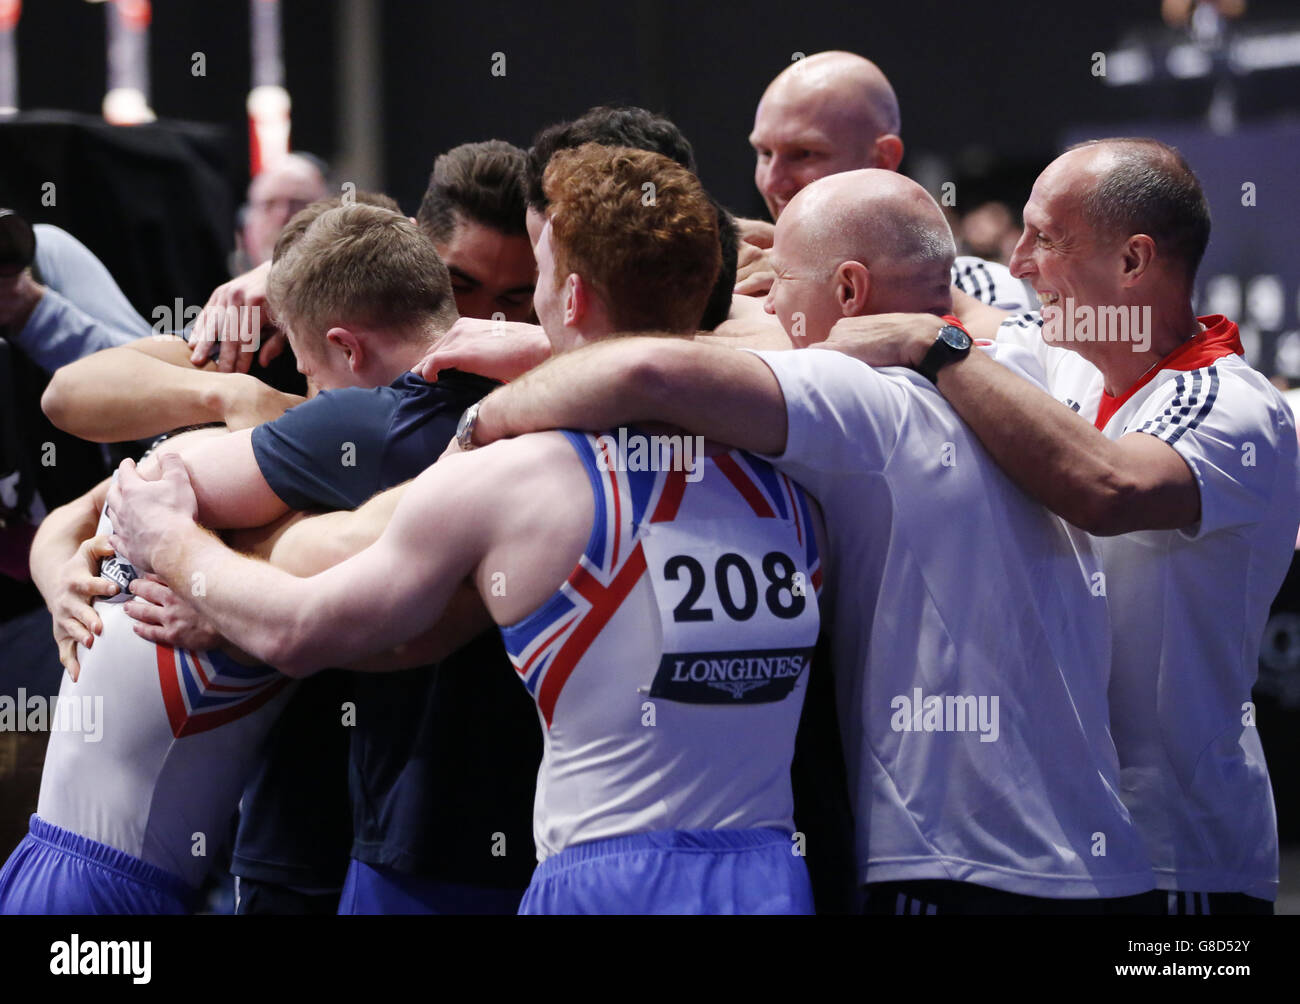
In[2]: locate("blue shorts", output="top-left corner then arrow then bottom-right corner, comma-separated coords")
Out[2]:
519,828 -> 814,915
0,815 -> 194,915
338,858 -> 525,915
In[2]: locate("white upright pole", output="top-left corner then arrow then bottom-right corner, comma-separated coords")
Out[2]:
0,0 -> 20,116
248,0 -> 289,176
96,0 -> 155,125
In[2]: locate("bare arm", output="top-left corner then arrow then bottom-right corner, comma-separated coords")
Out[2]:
706,300 -> 794,351
474,336 -> 790,456
29,477 -> 117,678
950,287 -> 1012,341
106,452 -> 492,677
158,427 -> 290,529
42,336 -> 302,441
412,317 -> 552,383
227,484 -> 493,671
259,482 -> 409,576
820,313 -> 1200,535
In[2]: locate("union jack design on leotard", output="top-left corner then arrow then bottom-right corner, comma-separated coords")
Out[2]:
156,645 -> 290,738
500,430 -> 821,727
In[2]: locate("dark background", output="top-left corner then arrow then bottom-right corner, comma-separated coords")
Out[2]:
11,0 -> 1300,216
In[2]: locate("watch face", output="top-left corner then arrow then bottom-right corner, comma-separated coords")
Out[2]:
939,324 -> 972,351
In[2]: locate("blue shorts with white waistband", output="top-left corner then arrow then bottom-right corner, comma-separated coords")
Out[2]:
0,815 -> 194,915
519,827 -> 814,915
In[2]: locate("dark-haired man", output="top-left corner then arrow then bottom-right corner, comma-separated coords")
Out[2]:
823,138 -> 1300,914
191,144 -> 537,373
416,140 -> 536,324
413,106 -> 743,383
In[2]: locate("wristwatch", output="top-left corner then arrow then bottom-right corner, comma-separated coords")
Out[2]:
456,401 -> 482,451
917,323 -> 972,383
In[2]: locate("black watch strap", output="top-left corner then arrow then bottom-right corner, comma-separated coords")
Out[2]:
918,323 -> 972,383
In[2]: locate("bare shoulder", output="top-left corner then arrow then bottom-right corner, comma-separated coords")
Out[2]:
136,425 -> 229,478
462,429 -> 585,475
444,431 -> 594,624
407,431 -> 588,524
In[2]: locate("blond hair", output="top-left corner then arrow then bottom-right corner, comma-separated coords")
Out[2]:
268,204 -> 457,346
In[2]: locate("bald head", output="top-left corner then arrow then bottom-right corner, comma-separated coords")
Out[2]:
788,170 -> 953,298
750,51 -> 904,220
765,52 -> 901,137
765,170 -> 954,344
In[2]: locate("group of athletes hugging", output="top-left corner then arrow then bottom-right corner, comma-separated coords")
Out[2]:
0,50 -> 1295,916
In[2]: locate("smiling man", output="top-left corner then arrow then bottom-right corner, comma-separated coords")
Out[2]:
736,51 -> 1028,311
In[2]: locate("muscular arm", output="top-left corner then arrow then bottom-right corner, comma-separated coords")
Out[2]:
30,477 -> 118,674
812,312 -> 1200,535
930,349 -> 1199,535
227,494 -> 492,671
258,482 -> 410,576
475,337 -> 790,456
42,336 -> 301,441
950,287 -> 1012,341
705,299 -> 794,350
29,477 -> 109,608
158,428 -> 290,529
107,451 -> 494,677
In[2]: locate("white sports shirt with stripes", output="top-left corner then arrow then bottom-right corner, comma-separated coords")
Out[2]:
951,256 -> 1032,311
998,311 -> 1300,899
36,504 -> 296,889
498,430 -> 823,861
750,340 -> 1155,899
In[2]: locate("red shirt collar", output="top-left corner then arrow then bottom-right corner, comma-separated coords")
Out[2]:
1094,315 -> 1243,431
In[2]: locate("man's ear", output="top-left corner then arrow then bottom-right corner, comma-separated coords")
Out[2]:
564,273 -> 587,327
1120,234 -> 1157,288
835,261 -> 871,316
324,327 -> 365,372
873,134 -> 904,172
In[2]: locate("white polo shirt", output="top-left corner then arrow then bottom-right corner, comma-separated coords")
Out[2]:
998,312 -> 1300,899
751,343 -> 1154,898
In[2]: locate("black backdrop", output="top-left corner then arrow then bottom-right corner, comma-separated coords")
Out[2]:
12,0 -> 1300,219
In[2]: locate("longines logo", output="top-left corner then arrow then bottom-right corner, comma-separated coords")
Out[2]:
649,648 -> 811,704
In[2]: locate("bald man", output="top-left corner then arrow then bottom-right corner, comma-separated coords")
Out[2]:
735,51 -> 1029,312
449,168 -> 1156,913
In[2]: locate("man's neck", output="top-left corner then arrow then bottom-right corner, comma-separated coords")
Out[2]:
552,323 -> 614,354
1088,299 -> 1202,397
369,341 -> 432,386
869,282 -> 952,322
